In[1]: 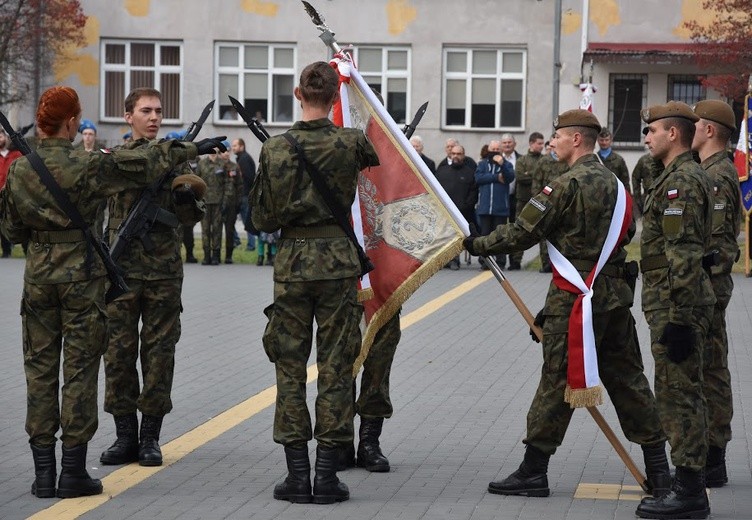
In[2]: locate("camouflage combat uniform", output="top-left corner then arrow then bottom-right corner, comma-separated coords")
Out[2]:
508,149 -> 542,268
222,159 -> 243,262
701,150 -> 740,450
640,151 -> 716,470
356,311 -> 402,419
631,152 -> 664,215
598,149 -> 631,193
530,153 -> 569,270
471,154 -> 665,455
104,138 -> 205,418
196,156 -> 232,262
253,118 -> 379,449
0,137 -> 195,448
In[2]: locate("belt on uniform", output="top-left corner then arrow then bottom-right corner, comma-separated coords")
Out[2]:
30,229 -> 85,244
108,217 -> 175,233
640,254 -> 669,273
567,258 -> 627,278
280,225 -> 347,239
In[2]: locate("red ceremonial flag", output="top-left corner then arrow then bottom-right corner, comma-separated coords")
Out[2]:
329,53 -> 468,370
735,116 -> 749,182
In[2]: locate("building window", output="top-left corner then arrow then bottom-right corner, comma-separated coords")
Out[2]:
215,43 -> 296,125
608,74 -> 647,147
350,46 -> 410,124
100,40 -> 183,122
442,47 -> 526,130
668,75 -> 706,105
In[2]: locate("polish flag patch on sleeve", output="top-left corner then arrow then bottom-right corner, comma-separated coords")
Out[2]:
99,148 -> 111,154
542,185 -> 553,195
667,188 -> 678,200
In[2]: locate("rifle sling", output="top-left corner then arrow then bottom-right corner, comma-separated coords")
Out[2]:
26,152 -> 105,277
281,132 -> 371,273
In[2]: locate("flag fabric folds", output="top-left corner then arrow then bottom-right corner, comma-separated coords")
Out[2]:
579,83 -> 597,113
328,53 -> 468,373
735,95 -> 752,214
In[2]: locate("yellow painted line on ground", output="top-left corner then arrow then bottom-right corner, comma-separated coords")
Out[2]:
29,271 -> 492,520
574,483 -> 645,501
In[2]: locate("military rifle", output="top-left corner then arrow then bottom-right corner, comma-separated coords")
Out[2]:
109,99 -> 215,262
0,111 -> 129,303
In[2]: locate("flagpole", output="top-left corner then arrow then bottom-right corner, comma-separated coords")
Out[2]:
483,256 -> 649,493
746,83 -> 751,277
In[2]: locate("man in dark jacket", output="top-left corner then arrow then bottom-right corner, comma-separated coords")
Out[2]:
232,138 -> 257,250
435,144 -> 478,269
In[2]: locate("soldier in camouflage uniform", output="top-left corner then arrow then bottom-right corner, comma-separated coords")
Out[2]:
196,150 -> 232,265
691,100 -> 741,488
101,88 -> 217,469
508,132 -> 545,269
631,152 -> 664,216
252,62 -> 379,504
464,109 -> 668,500
597,128 -> 631,193
219,146 -> 243,264
530,146 -> 569,272
635,102 -> 716,520
0,86 -> 199,499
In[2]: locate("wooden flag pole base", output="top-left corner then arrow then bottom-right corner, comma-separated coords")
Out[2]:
483,255 -> 650,493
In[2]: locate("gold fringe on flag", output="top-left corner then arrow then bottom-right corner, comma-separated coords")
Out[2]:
357,287 -> 374,302
564,384 -> 603,409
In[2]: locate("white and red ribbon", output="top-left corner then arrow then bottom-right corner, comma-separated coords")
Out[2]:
547,174 -> 632,407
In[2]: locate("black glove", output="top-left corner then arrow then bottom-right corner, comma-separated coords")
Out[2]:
530,309 -> 545,343
195,136 -> 227,155
463,236 -> 480,256
659,322 -> 696,363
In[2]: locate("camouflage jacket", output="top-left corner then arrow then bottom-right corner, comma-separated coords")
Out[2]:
196,156 -> 233,205
0,137 -> 196,284
703,150 -> 741,283
531,153 -> 569,195
107,138 -> 202,281
474,154 -> 634,315
514,150 -> 543,203
640,151 -> 716,322
631,153 -> 664,206
252,118 -> 379,282
597,150 -> 631,194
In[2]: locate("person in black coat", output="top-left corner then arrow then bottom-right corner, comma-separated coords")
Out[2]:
231,138 -> 257,250
409,135 -> 436,173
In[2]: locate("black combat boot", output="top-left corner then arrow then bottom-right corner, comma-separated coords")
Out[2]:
636,466 -> 709,519
139,415 -> 163,467
266,253 -> 275,266
30,444 -> 56,498
356,418 -> 390,472
57,444 -> 103,498
642,442 -> 671,498
488,444 -> 550,497
705,445 -> 727,487
185,253 -> 198,264
337,443 -> 356,471
256,254 -> 264,266
211,250 -> 220,266
273,445 -> 313,503
224,248 -> 234,264
201,248 -> 211,265
100,414 -> 139,465
313,446 -> 349,504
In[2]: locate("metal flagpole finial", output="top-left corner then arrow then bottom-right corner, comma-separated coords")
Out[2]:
301,1 -> 341,53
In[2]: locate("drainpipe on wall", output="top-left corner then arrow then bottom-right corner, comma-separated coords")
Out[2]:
553,0 -> 562,121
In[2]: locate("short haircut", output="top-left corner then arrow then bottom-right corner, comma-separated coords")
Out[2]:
528,131 -> 544,143
569,126 -> 598,148
410,135 -> 424,146
598,128 -> 612,138
298,61 -> 338,107
125,87 -> 162,113
236,138 -> 246,148
707,121 -> 733,144
451,144 -> 465,154
500,133 -> 515,142
661,117 -> 696,148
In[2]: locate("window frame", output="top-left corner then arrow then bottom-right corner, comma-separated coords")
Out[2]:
441,46 -> 527,132
608,73 -> 648,149
99,39 -> 184,124
213,42 -> 298,126
350,45 -> 412,125
667,74 -> 706,106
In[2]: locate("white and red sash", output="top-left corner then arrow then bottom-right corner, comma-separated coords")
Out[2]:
546,174 -> 633,408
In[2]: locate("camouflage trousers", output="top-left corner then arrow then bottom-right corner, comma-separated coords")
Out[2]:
704,277 -> 733,450
263,278 -> 362,448
539,240 -> 550,269
356,310 -> 402,419
104,277 -> 182,417
646,307 -> 712,470
22,278 -> 107,448
201,203 -> 223,254
525,308 -> 665,456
